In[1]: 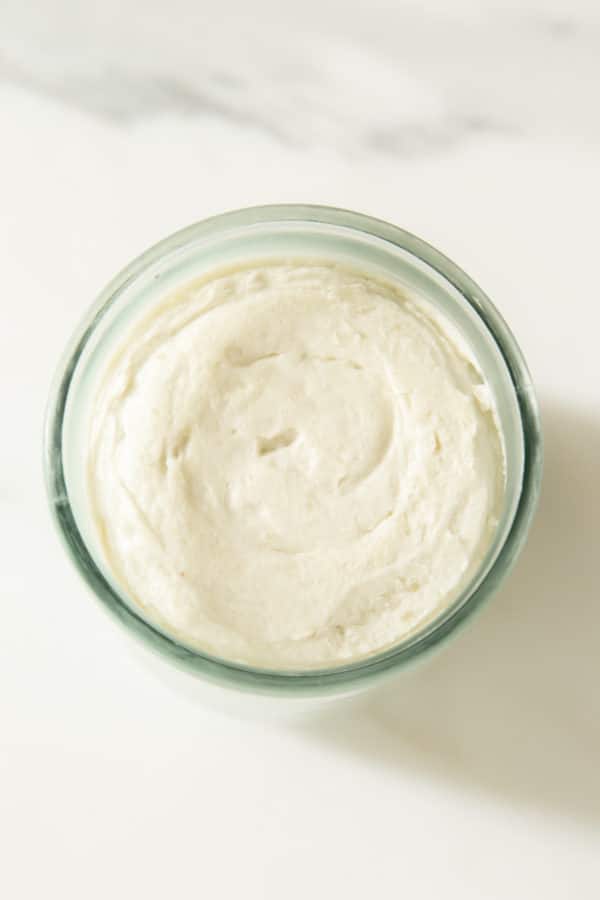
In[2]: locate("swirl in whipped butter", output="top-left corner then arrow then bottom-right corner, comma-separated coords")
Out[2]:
89,261 -> 505,668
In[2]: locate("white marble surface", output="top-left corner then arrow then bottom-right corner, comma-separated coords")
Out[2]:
2,1 -> 600,897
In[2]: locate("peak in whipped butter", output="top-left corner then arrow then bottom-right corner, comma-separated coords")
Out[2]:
88,260 -> 505,668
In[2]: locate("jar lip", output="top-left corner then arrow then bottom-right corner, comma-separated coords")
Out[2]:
44,204 -> 543,696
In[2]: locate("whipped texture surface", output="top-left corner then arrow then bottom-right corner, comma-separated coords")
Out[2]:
89,260 -> 505,668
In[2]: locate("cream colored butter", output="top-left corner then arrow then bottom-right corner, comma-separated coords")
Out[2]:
88,260 -> 505,668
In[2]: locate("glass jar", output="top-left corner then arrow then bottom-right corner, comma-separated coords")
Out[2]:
44,205 -> 542,698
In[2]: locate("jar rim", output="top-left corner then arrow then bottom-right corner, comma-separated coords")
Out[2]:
44,204 -> 543,696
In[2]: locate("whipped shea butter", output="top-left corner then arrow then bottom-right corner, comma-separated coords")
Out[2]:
88,260 -> 505,668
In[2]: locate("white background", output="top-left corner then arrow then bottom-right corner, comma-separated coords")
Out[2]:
2,1 -> 599,897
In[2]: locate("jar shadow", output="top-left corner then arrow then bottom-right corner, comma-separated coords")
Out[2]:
301,400 -> 600,823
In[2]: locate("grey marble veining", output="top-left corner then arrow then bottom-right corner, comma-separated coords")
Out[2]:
0,58 -> 294,142
1,0 -> 599,157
